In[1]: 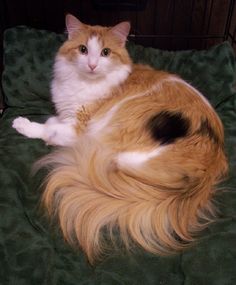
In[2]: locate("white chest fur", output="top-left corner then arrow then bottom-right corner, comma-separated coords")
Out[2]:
51,56 -> 131,122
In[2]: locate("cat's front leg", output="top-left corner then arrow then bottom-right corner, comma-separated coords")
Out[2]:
12,116 -> 77,146
12,117 -> 45,139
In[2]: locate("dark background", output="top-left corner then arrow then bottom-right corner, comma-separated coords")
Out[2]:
0,0 -> 236,109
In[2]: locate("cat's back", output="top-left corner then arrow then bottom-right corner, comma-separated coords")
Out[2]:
92,62 -> 224,151
125,64 -> 169,91
118,63 -> 214,115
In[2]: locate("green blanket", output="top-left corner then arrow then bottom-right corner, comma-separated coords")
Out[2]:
0,26 -> 236,285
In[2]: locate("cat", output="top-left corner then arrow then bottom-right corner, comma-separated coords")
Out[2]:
12,14 -> 132,146
12,14 -> 228,264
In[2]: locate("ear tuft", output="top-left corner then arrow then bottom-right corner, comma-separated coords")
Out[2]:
66,14 -> 84,39
111,21 -> 131,46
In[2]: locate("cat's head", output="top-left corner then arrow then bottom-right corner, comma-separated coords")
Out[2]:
58,14 -> 132,80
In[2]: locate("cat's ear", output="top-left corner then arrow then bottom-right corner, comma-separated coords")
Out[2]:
111,21 -> 131,46
66,14 -> 84,39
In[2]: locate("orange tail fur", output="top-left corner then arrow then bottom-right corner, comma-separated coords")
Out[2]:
39,133 -> 227,264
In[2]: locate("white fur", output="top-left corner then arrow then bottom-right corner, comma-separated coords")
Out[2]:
116,148 -> 164,168
87,36 -> 101,70
12,35 -> 131,146
12,117 -> 45,138
52,54 -> 131,122
12,116 -> 77,146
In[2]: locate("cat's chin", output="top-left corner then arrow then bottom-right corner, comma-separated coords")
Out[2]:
82,71 -> 105,81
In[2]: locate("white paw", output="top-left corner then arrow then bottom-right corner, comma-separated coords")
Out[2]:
12,117 -> 31,135
12,117 -> 44,139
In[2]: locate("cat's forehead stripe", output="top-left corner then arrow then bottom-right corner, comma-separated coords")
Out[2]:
87,36 -> 102,53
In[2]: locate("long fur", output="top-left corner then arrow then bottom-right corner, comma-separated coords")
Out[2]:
37,15 -> 228,264
39,128 -> 227,264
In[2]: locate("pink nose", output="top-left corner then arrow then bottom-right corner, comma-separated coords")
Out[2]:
88,63 -> 97,71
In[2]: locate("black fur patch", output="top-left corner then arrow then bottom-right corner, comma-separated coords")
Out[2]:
147,111 -> 190,145
197,119 -> 220,144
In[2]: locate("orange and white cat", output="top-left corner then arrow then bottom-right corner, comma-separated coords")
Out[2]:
12,15 -> 131,146
13,14 -> 228,263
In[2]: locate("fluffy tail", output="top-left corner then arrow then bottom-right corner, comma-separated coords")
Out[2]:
38,136 -> 227,263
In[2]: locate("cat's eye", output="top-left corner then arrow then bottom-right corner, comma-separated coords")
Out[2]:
79,45 -> 88,55
101,48 -> 111,57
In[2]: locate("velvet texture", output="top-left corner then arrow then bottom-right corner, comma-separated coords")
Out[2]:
0,26 -> 236,284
